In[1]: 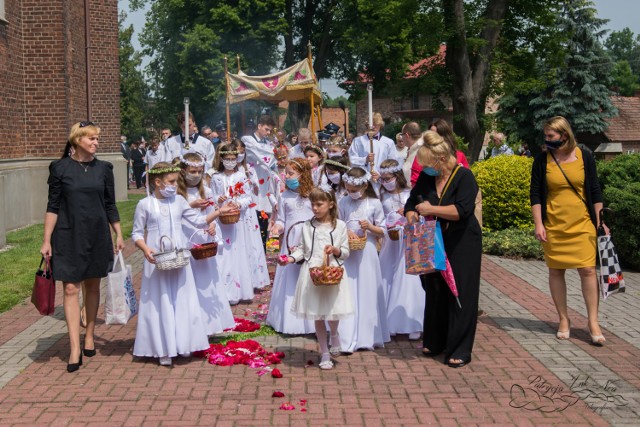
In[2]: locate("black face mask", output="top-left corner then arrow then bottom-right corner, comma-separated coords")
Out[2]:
544,139 -> 563,150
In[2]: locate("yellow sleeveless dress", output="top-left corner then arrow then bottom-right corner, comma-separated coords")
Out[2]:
542,149 -> 596,269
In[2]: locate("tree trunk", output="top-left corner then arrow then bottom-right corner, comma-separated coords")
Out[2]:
443,0 -> 508,163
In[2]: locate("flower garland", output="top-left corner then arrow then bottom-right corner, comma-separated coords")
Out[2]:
378,163 -> 402,174
343,170 -> 371,186
148,166 -> 181,174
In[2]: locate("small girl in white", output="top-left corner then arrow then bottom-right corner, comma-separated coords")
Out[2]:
338,166 -> 391,352
176,152 -> 235,336
378,159 -> 424,340
280,185 -> 353,369
324,155 -> 350,203
304,144 -> 328,187
132,162 -> 238,366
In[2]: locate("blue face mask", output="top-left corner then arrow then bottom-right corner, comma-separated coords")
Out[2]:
544,139 -> 563,150
286,178 -> 300,190
423,167 -> 440,177
212,137 -> 220,144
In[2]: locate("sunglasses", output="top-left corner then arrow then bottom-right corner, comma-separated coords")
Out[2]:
79,121 -> 95,128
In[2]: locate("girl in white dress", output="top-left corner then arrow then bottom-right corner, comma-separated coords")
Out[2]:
338,167 -> 391,352
325,135 -> 349,160
281,186 -> 354,369
267,158 -> 315,335
233,139 -> 272,290
177,153 -> 235,336
132,162 -> 238,366
324,155 -> 350,203
209,143 -> 257,304
378,159 -> 424,340
304,144 -> 328,187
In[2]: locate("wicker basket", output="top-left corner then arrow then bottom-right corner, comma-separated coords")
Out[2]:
348,230 -> 367,251
309,253 -> 344,286
219,212 -> 240,224
155,236 -> 191,270
188,230 -> 218,260
388,228 -> 401,241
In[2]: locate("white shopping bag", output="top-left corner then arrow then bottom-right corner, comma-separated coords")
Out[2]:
105,251 -> 138,325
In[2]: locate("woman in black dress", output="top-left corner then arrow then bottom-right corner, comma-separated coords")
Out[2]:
404,131 -> 482,368
40,121 -> 124,372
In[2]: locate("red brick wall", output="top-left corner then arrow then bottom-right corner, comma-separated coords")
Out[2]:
0,0 -> 120,160
0,0 -> 26,159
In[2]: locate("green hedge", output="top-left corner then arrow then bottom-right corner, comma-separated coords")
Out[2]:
597,154 -> 640,270
483,227 -> 544,260
472,155 -> 534,231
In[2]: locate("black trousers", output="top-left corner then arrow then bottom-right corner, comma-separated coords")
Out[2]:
421,272 -> 479,363
256,210 -> 269,252
133,165 -> 146,189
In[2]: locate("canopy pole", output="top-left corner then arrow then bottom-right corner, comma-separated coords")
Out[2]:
307,42 -> 316,143
316,105 -> 323,131
224,56 -> 231,143
237,55 -> 246,135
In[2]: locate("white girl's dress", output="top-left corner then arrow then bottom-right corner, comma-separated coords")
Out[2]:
290,219 -> 354,320
183,187 -> 235,335
132,195 -> 210,358
311,165 -> 329,187
209,170 -> 257,303
337,196 -> 391,351
238,165 -> 271,290
266,189 -> 315,334
380,189 -> 425,335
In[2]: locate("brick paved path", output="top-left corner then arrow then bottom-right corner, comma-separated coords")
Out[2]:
0,239 -> 638,425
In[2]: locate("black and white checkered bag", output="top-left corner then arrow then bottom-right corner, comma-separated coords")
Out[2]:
597,209 -> 626,300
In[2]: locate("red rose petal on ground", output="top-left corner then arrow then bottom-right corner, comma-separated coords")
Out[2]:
279,403 -> 295,410
301,408 -> 307,412
272,391 -> 285,398
271,368 -> 283,378
249,203 -> 257,208
259,178 -> 265,185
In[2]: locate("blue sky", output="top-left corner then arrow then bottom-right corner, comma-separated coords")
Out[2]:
119,0 -> 640,98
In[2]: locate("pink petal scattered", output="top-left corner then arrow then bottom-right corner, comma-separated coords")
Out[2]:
279,403 -> 295,411
301,408 -> 307,412
272,391 -> 285,398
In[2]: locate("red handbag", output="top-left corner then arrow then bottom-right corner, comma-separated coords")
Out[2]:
31,257 -> 56,315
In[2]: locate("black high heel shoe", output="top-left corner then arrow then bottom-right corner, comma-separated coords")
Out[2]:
83,342 -> 96,357
67,351 -> 83,373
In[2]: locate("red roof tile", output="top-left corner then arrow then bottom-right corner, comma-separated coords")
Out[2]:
606,96 -> 640,142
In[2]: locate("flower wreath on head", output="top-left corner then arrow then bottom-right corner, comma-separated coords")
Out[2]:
303,144 -> 325,158
220,149 -> 240,155
378,163 -> 402,175
179,154 -> 205,168
148,166 -> 182,175
324,159 -> 350,171
342,170 -> 371,186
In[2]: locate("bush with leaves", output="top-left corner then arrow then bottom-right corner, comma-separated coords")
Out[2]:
472,155 -> 534,231
597,154 -> 640,270
483,227 -> 543,260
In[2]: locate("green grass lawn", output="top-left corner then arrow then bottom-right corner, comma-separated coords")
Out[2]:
0,194 -> 144,314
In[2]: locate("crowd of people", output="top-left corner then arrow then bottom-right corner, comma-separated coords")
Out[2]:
42,112 -> 607,374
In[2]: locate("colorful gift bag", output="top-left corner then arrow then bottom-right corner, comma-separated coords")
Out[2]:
403,218 -> 446,275
105,251 -> 138,325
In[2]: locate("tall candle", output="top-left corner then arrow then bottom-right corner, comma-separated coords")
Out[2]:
184,97 -> 190,147
367,84 -> 373,128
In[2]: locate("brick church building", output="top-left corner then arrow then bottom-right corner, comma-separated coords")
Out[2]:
0,0 -> 122,245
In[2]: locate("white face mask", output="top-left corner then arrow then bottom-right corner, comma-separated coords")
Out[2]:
327,172 -> 341,184
348,191 -> 362,200
159,184 -> 177,198
382,180 -> 397,192
185,173 -> 202,187
237,153 -> 245,162
222,159 -> 237,170
327,151 -> 342,159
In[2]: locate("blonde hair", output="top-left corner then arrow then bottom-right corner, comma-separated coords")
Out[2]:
68,122 -> 101,148
543,116 -> 577,151
373,112 -> 384,129
417,131 -> 456,170
177,152 -> 206,200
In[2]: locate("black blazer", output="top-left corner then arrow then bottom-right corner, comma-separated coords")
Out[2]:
530,147 -> 602,227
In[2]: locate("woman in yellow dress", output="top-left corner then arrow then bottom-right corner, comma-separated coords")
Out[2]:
530,116 -> 608,345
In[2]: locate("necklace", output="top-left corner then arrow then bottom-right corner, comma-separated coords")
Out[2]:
71,156 -> 93,172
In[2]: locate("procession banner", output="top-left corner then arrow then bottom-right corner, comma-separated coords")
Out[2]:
227,59 -> 322,105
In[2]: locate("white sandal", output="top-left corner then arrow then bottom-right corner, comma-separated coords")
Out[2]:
159,356 -> 172,366
319,353 -> 333,370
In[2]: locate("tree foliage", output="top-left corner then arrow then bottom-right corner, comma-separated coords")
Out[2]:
604,28 -> 640,96
497,0 -> 617,152
119,12 -> 150,139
